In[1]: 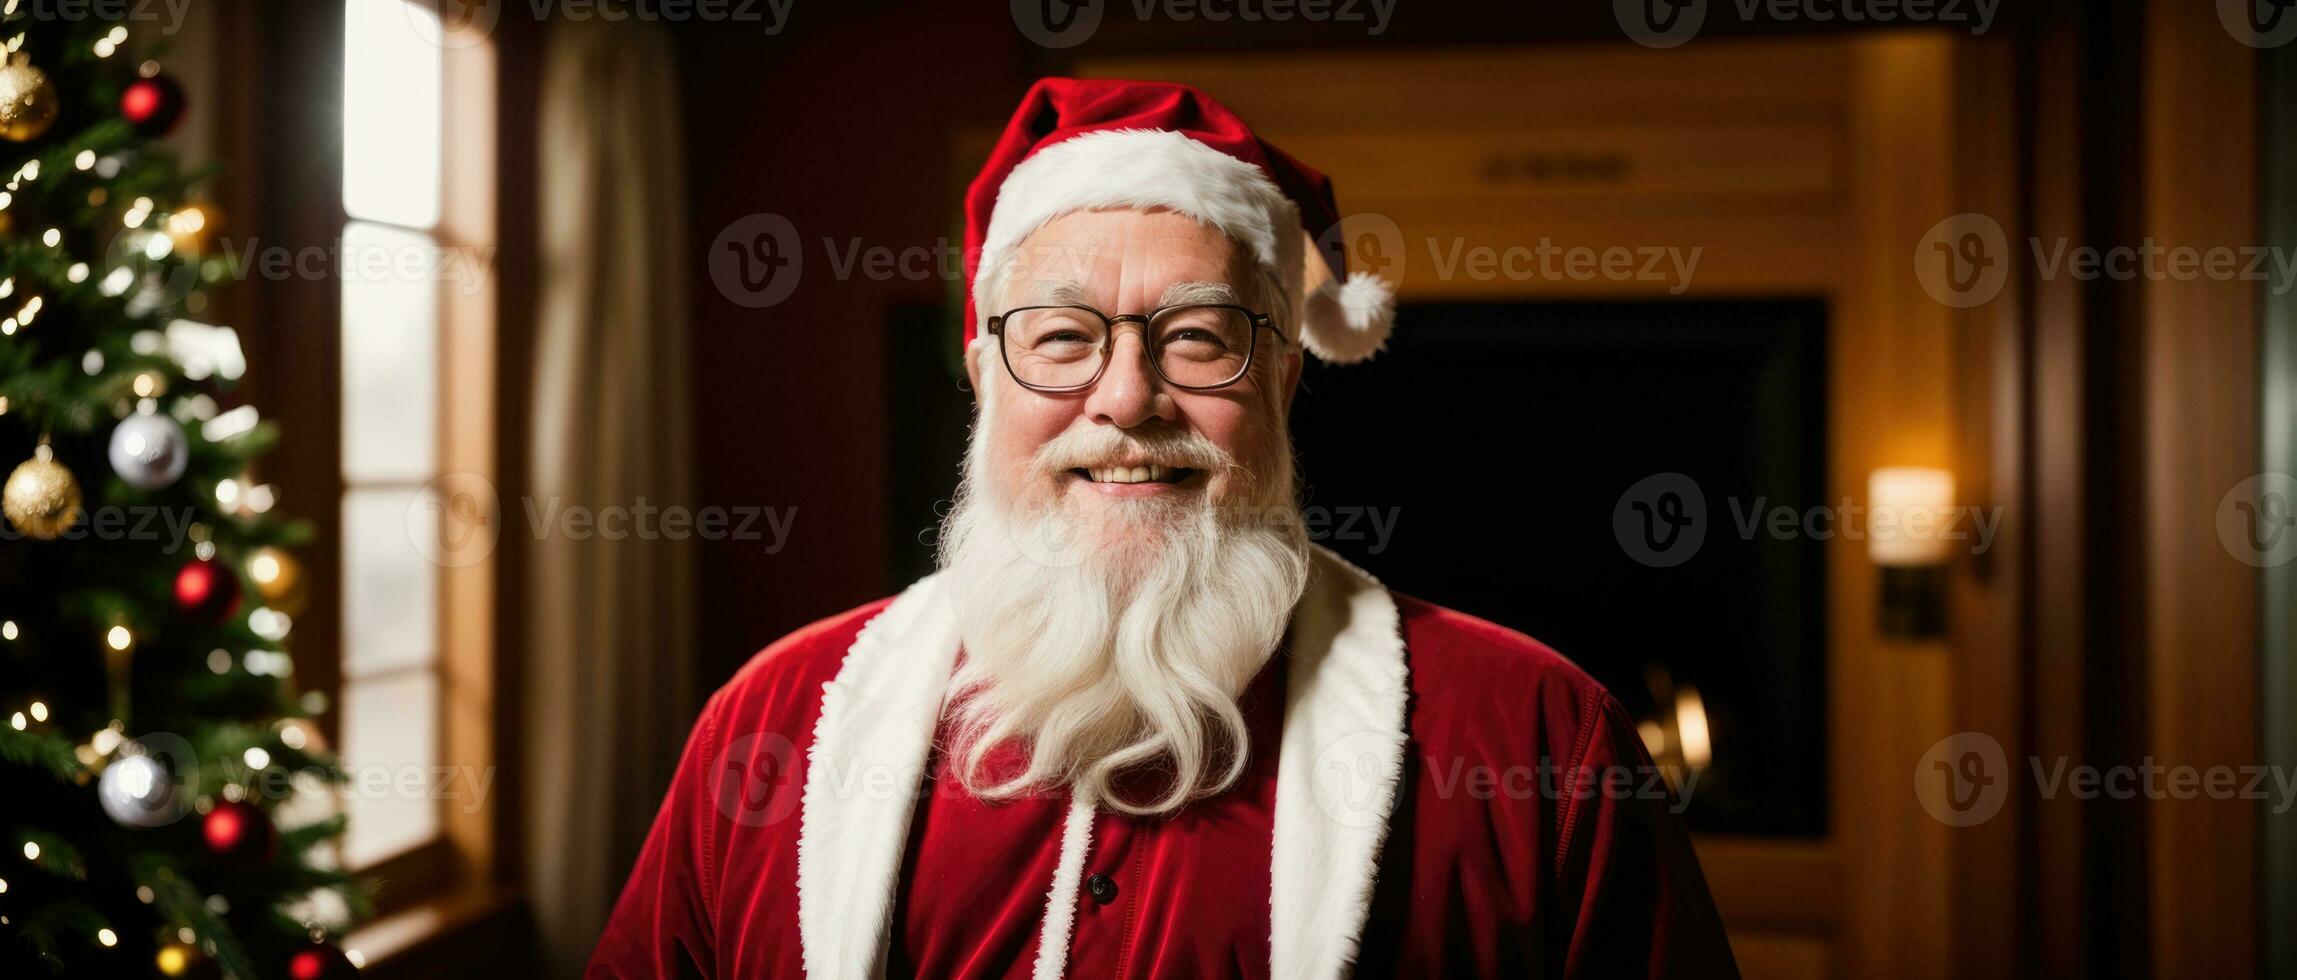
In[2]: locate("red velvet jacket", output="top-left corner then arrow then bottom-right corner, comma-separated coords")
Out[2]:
589,548 -> 1738,978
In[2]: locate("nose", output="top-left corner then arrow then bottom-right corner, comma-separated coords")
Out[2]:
1082,325 -> 1175,428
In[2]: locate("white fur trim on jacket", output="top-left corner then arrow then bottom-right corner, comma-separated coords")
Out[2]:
793,546 -> 1410,979
1031,794 -> 1100,980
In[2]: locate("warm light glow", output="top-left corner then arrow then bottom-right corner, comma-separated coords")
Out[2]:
156,945 -> 187,975
250,552 -> 280,585
1868,466 -> 1958,567
21,841 -> 38,860
39,227 -> 57,247
7,712 -> 22,731
27,701 -> 43,722
244,747 -> 271,770
166,207 -> 206,236
1637,719 -> 1667,757
0,621 -> 12,641
1675,687 -> 1712,769
215,479 -> 239,506
107,626 -> 133,651
97,928 -> 117,947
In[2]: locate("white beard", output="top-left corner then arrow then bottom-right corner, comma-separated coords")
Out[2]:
935,371 -> 1311,816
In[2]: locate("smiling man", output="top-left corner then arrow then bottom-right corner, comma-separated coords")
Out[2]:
590,78 -> 1737,979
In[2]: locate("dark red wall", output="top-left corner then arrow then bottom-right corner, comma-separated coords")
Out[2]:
674,5 -> 1030,687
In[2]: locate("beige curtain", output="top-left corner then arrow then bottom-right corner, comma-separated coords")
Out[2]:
524,16 -> 696,977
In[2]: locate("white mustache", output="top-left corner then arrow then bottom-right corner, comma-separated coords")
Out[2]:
1031,425 -> 1233,477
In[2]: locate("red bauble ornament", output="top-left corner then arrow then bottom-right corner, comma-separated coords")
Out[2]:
286,942 -> 359,980
120,73 -> 185,136
174,557 -> 242,624
201,799 -> 276,863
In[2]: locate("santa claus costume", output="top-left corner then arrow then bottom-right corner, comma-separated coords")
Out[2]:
589,78 -> 1739,979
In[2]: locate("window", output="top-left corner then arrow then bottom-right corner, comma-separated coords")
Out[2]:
335,0 -> 494,874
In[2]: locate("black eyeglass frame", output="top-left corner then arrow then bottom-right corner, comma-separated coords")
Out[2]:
983,303 -> 1285,393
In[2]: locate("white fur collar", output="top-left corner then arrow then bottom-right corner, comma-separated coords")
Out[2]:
795,545 -> 1409,979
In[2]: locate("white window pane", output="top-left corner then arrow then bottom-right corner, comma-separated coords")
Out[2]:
340,670 -> 440,868
342,485 -> 438,679
343,0 -> 442,227
340,221 -> 438,482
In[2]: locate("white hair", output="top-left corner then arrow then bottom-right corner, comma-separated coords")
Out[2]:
934,344 -> 1310,815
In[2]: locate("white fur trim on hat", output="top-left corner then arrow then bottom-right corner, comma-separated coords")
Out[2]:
973,128 -> 1398,365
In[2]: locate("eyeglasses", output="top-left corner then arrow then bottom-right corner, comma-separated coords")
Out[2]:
984,303 -> 1282,392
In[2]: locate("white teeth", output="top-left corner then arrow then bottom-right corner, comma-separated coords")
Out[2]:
1084,465 -> 1180,484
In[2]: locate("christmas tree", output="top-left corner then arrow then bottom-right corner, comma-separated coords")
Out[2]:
0,11 -> 368,980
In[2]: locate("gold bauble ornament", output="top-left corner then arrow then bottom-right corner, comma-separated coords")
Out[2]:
247,546 -> 308,616
3,443 -> 83,539
0,55 -> 59,142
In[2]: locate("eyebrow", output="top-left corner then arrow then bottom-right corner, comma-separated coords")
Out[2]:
1016,279 -> 1097,308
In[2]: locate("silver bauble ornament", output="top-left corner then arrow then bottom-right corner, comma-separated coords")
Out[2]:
108,410 -> 189,490
98,750 -> 187,828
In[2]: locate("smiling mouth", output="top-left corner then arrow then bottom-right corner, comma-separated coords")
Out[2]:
1068,465 -> 1197,485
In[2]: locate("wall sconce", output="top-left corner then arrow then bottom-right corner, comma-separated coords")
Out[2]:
1869,466 -> 1955,639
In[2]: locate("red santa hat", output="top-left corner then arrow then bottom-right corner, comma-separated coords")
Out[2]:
963,77 -> 1397,364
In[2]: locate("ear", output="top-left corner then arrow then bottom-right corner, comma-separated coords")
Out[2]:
964,340 -> 987,403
